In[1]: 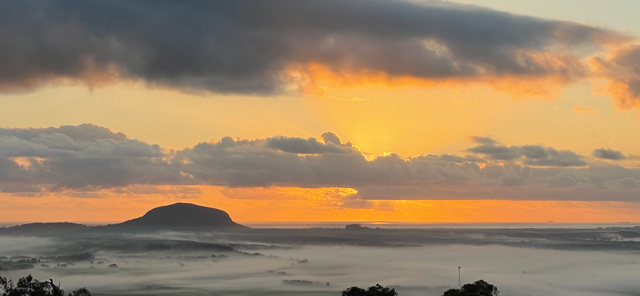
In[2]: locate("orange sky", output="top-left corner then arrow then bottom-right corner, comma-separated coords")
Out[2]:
2,186 -> 640,224
2,69 -> 640,223
2,0 -> 640,224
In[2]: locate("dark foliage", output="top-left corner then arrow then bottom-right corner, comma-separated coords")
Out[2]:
442,280 -> 499,296
0,275 -> 90,296
68,288 -> 90,296
342,284 -> 397,296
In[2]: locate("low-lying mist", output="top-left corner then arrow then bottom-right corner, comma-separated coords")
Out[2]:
1,231 -> 640,296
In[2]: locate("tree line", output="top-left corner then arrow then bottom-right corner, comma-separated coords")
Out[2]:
342,280 -> 498,296
2,274 -> 497,296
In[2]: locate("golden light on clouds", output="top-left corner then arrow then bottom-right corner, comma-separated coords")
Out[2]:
286,50 -> 593,103
3,0 -> 640,224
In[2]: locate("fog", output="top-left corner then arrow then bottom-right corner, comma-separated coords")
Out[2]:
0,236 -> 56,254
2,230 -> 640,296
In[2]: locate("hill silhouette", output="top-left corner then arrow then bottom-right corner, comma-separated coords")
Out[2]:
0,222 -> 88,234
116,203 -> 247,230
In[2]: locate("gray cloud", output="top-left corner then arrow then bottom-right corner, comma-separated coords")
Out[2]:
593,148 -> 627,160
2,124 -> 640,201
521,146 -> 587,167
467,144 -> 588,167
0,124 -> 127,141
470,136 -> 499,145
265,136 -> 354,155
467,144 -> 520,160
0,124 -> 181,191
320,132 -> 343,146
499,174 -> 527,187
0,0 -> 628,94
422,154 -> 486,164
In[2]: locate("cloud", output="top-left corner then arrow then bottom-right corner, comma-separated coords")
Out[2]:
470,136 -> 499,145
467,144 -> 520,160
498,174 -> 527,187
0,124 -> 182,190
265,136 -> 355,155
521,146 -> 588,167
0,124 -> 126,141
1,124 -> 640,202
573,105 -> 596,114
593,148 -> 627,160
467,144 -> 588,167
423,154 -> 486,164
590,44 -> 640,109
0,0 -> 629,96
320,132 -> 343,146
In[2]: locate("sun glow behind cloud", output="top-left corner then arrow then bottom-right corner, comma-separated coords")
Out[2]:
3,1 -> 640,223
0,123 -> 640,223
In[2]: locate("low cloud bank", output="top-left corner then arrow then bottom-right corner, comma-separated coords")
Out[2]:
1,125 -> 640,202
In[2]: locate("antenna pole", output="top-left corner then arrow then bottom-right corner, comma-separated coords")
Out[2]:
458,266 -> 461,287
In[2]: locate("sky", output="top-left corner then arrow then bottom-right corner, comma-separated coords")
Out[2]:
2,0 -> 640,223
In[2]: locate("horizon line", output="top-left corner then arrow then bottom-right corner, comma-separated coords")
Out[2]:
2,220 -> 639,225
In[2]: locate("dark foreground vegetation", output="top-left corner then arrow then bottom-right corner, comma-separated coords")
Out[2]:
1,274 -> 497,296
0,275 -> 90,296
341,280 -> 498,296
441,280 -> 499,296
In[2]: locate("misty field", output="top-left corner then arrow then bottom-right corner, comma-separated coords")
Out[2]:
2,227 -> 640,296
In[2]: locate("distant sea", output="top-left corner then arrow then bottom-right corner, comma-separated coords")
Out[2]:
1,221 -> 639,229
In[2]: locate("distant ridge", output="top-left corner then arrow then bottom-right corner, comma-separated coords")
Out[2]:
0,222 -> 88,234
116,203 -> 248,230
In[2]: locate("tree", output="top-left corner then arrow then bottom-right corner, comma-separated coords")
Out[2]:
442,280 -> 499,296
342,284 -> 397,296
68,288 -> 91,296
0,275 -> 90,296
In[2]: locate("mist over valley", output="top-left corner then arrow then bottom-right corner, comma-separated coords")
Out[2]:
1,204 -> 640,296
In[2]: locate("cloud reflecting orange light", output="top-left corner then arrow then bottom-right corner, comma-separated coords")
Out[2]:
287,54 -> 582,101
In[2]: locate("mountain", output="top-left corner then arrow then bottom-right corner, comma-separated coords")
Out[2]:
115,203 -> 247,230
0,222 -> 88,234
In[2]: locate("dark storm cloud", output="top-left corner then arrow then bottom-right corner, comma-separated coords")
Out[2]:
593,148 -> 628,160
2,124 -> 640,201
0,0 -> 627,94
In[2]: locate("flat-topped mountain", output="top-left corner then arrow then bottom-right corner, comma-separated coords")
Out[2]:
116,203 -> 247,229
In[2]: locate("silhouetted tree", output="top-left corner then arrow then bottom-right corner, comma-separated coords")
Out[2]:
342,284 -> 397,296
0,275 -> 90,296
68,288 -> 90,296
442,280 -> 498,296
